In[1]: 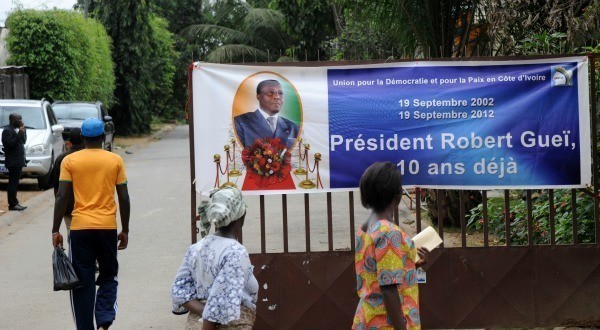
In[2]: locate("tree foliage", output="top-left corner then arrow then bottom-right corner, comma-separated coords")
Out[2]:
5,10 -> 114,105
151,0 -> 211,33
271,0 -> 337,61
335,0 -> 479,59
517,32 -> 568,55
182,0 -> 291,63
150,0 -> 213,123
148,15 -> 179,120
335,0 -> 598,59
329,9 -> 410,61
94,0 -> 153,135
484,0 -> 598,56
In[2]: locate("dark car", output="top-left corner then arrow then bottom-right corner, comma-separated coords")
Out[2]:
52,101 -> 115,151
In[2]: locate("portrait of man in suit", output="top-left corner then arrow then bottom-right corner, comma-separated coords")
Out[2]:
234,79 -> 300,150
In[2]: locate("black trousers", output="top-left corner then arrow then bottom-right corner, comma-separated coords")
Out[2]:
69,230 -> 119,330
7,166 -> 22,207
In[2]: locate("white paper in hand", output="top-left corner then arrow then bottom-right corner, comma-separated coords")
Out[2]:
412,226 -> 443,262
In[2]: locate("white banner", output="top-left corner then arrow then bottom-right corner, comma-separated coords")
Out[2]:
192,57 -> 591,195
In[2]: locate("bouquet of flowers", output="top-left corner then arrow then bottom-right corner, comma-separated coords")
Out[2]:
242,138 -> 292,187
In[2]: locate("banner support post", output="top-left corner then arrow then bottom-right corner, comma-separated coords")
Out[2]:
188,65 -> 198,244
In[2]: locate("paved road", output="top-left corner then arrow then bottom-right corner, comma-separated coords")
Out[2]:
0,126 -> 191,329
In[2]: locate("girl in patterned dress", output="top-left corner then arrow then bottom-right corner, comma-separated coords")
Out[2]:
353,162 -> 430,330
172,187 -> 258,329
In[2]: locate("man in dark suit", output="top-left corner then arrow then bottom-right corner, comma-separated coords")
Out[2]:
2,113 -> 27,211
234,79 -> 300,149
50,127 -> 84,231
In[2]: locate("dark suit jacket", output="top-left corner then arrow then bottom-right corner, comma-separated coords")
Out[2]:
1,125 -> 27,168
51,145 -> 84,215
234,110 -> 299,149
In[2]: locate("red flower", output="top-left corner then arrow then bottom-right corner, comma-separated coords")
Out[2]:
242,138 -> 291,183
271,161 -> 281,172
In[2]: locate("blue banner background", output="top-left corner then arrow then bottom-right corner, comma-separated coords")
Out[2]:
328,62 -> 582,188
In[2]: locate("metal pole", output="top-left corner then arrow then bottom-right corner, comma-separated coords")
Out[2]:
188,65 -> 198,244
590,54 -> 600,244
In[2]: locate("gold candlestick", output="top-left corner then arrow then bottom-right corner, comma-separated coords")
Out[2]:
227,140 -> 241,177
218,151 -> 236,188
299,143 -> 316,189
314,153 -> 323,189
293,138 -> 307,175
213,154 -> 221,188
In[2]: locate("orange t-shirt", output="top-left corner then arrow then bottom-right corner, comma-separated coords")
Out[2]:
59,149 -> 127,230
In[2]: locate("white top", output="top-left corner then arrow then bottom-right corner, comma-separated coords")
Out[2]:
172,235 -> 259,324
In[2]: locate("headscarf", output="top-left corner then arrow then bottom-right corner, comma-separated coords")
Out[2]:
198,187 -> 246,238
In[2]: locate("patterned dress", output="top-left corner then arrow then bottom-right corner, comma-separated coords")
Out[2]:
352,219 -> 421,330
172,235 -> 259,327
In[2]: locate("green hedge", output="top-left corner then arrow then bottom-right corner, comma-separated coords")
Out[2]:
6,10 -> 115,105
148,15 -> 178,120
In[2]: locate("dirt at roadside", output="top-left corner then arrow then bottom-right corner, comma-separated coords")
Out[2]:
0,123 -> 176,215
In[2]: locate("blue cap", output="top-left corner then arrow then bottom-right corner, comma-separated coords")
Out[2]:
81,118 -> 104,137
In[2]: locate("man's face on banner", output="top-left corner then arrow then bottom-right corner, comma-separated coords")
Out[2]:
257,83 -> 284,115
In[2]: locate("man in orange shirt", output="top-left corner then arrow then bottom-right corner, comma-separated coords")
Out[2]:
52,118 -> 130,330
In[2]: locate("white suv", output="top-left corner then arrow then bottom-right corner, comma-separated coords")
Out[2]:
0,99 -> 65,189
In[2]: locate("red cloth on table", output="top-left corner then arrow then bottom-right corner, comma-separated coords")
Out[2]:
242,171 -> 295,191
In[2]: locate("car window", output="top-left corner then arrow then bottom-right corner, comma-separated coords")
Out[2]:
46,104 -> 58,126
0,106 -> 47,129
53,104 -> 99,120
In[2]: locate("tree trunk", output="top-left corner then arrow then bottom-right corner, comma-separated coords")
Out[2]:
426,189 -> 482,227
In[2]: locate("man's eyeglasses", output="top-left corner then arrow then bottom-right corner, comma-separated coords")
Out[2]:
262,90 -> 284,97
